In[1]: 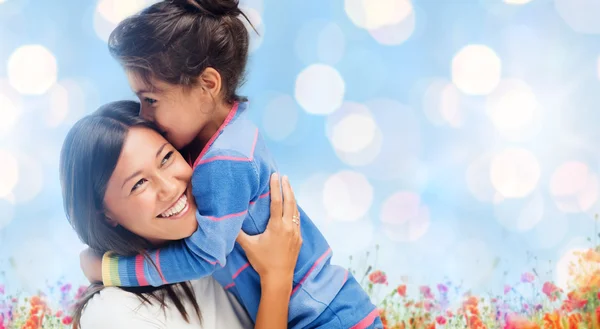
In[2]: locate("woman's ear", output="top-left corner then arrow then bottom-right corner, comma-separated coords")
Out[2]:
199,67 -> 222,98
103,211 -> 119,228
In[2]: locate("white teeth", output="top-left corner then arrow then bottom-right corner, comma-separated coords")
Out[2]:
160,194 -> 187,218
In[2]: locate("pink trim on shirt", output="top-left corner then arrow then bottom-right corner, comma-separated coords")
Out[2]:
196,155 -> 252,166
232,262 -> 250,279
291,248 -> 332,295
193,102 -> 240,169
350,309 -> 380,329
250,191 -> 270,205
206,210 -> 248,222
224,282 -> 235,290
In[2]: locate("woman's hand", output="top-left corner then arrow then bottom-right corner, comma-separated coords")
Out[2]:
236,173 -> 302,283
235,173 -> 302,329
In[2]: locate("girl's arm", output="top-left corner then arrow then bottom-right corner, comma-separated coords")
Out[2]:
236,174 -> 302,329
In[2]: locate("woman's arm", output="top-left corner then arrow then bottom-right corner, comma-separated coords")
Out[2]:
236,173 -> 302,329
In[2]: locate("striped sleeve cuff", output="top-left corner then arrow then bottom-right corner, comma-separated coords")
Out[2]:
102,251 -> 121,286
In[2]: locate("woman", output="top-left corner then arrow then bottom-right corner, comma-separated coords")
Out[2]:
59,100 -> 302,328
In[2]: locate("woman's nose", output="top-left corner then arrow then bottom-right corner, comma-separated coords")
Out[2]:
157,175 -> 178,201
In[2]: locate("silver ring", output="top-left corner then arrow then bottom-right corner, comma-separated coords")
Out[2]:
292,218 -> 300,225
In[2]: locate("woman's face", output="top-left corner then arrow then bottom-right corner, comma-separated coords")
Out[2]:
103,126 -> 198,245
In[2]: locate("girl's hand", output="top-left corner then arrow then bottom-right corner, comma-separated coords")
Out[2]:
236,173 -> 302,284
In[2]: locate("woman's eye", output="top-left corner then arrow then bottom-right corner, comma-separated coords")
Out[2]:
144,97 -> 157,105
161,151 -> 174,166
131,178 -> 147,192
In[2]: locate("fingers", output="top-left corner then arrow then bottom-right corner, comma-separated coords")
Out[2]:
281,176 -> 297,231
269,173 -> 283,224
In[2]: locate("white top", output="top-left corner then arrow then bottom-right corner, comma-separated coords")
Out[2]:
80,277 -> 253,329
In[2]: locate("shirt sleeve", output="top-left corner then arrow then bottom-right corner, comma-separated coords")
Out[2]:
101,150 -> 259,287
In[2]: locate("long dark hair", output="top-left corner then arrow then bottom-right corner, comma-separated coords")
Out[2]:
59,100 -> 201,328
108,0 -> 255,104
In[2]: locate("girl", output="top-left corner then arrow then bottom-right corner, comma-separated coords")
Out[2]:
84,0 -> 382,328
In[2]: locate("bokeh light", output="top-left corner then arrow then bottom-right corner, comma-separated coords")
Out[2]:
323,170 -> 373,222
262,94 -> 298,141
296,21 -> 345,65
330,113 -> 377,152
326,102 -> 383,167
7,45 -> 58,95
358,99 -> 421,181
296,172 -> 330,226
490,148 -> 540,198
0,149 -> 19,198
504,0 -> 532,4
295,64 -> 345,115
486,79 -> 538,136
493,192 -> 544,232
94,0 -> 156,42
46,84 -> 69,128
423,79 -> 464,128
550,161 -> 599,213
0,93 -> 19,136
380,191 -> 430,242
326,219 -> 375,265
451,45 -> 502,95
555,0 -> 600,34
554,247 -> 600,291
344,0 -> 415,45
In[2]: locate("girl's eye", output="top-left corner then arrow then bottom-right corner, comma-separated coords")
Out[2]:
161,151 -> 174,166
131,178 -> 148,192
144,97 -> 157,105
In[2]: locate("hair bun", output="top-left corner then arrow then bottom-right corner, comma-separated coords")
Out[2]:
180,0 -> 241,17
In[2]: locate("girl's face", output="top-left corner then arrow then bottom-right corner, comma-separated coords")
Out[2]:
127,70 -> 224,150
103,126 -> 198,245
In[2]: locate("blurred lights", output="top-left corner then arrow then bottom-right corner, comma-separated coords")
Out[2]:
8,45 -> 57,95
504,0 -> 532,4
555,0 -> 600,34
490,148 -> 540,198
0,93 -> 19,136
380,191 -> 430,242
452,45 -> 502,95
493,193 -> 544,232
486,79 -> 538,135
323,170 -> 373,222
550,162 -> 599,213
295,64 -> 345,115
344,0 -> 415,45
326,102 -> 383,167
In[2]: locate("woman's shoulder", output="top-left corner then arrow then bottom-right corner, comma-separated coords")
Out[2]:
79,287 -> 163,329
79,286 -> 199,329
79,278 -> 252,329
